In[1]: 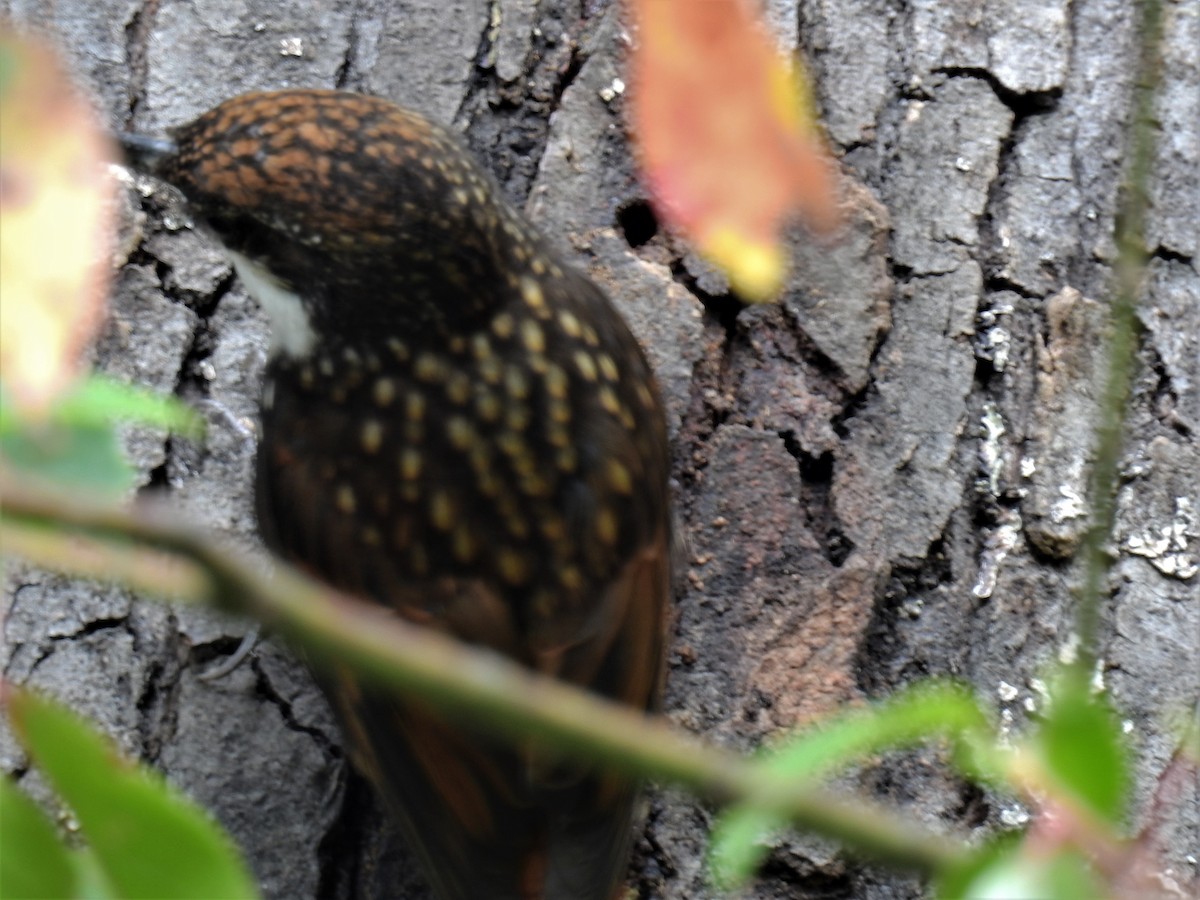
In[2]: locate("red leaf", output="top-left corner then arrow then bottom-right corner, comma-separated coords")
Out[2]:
627,0 -> 839,300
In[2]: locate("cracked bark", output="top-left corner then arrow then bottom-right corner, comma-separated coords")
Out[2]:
2,0 -> 1197,897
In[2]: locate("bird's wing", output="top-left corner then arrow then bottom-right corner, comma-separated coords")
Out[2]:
256,404 -> 671,899
321,531 -> 669,900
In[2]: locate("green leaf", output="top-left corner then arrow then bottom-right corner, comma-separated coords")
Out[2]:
0,418 -> 133,494
0,375 -> 203,494
938,839 -> 1103,900
0,776 -> 78,899
7,688 -> 259,900
52,375 -> 204,439
1035,675 -> 1130,825
709,680 -> 997,888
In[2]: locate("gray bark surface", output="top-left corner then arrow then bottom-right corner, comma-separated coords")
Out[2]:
2,1 -> 1197,897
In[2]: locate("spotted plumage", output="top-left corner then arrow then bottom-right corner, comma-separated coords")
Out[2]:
127,89 -> 671,900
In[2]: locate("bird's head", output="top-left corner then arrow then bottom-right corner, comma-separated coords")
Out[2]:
121,90 -> 540,349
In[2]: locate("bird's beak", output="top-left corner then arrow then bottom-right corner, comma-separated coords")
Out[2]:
117,131 -> 177,171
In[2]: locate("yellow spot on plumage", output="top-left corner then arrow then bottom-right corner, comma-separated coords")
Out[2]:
532,590 -> 556,617
511,451 -> 535,478
573,351 -> 598,382
606,458 -> 633,494
415,353 -> 444,383
318,356 -> 334,376
497,430 -> 525,458
361,420 -> 383,454
497,548 -> 529,584
374,378 -> 396,407
453,524 -> 476,562
477,470 -> 500,497
582,325 -> 600,347
544,363 -> 568,399
530,257 -> 547,276
492,313 -> 515,339
560,565 -> 583,591
599,386 -> 621,416
546,425 -> 571,448
336,484 -> 356,514
540,515 -> 565,542
479,355 -> 503,384
520,474 -> 550,497
556,446 -> 577,472
521,319 -> 546,354
598,354 -> 619,381
474,389 -> 501,422
388,337 -> 410,362
400,448 -> 422,480
471,334 -> 492,361
406,390 -> 426,421
548,399 -> 571,424
506,405 -> 532,431
520,276 -> 545,310
446,416 -> 474,450
558,310 -> 582,338
300,367 -> 314,388
362,527 -> 381,546
596,507 -> 619,545
446,371 -> 471,405
430,491 -> 455,531
505,366 -> 529,400
636,383 -> 656,409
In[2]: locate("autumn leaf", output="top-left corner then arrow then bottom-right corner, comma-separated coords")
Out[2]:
626,0 -> 839,301
0,31 -> 115,415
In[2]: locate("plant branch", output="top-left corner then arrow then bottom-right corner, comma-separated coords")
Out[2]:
1074,0 -> 1163,677
0,472 -> 963,872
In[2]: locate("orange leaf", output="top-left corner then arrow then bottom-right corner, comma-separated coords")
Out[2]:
0,31 -> 115,415
627,0 -> 839,301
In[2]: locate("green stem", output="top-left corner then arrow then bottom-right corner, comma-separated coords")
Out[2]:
1074,0 -> 1163,679
0,473 -> 963,872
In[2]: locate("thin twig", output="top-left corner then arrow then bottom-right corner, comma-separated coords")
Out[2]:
0,472 -> 963,872
1074,0 -> 1164,677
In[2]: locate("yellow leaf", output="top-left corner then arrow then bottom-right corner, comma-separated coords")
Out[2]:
0,31 -> 115,415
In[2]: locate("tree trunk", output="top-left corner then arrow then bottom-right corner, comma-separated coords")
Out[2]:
2,1 -> 1196,897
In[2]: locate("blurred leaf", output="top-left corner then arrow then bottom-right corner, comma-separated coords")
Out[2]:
0,374 -> 202,494
0,412 -> 133,495
0,374 -> 205,439
0,31 -> 115,415
710,681 -> 996,888
939,840 -> 1104,900
1035,675 -> 1130,825
0,776 -> 78,899
628,0 -> 839,301
7,687 -> 259,900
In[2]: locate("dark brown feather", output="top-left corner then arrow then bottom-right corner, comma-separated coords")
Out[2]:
142,89 -> 672,900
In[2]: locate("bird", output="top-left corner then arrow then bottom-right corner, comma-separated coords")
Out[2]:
121,89 -> 672,899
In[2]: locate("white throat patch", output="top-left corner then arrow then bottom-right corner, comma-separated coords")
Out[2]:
227,250 -> 317,359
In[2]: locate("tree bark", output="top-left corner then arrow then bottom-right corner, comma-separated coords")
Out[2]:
2,1 -> 1196,897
